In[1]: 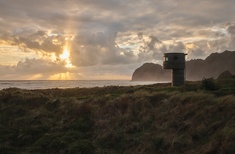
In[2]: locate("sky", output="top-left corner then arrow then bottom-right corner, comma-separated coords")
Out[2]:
0,0 -> 235,80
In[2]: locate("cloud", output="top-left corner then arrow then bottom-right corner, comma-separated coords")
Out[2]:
226,23 -> 235,49
70,31 -> 137,66
1,0 -> 233,34
1,0 -> 235,79
16,58 -> 66,74
0,58 -> 70,79
0,29 -> 64,56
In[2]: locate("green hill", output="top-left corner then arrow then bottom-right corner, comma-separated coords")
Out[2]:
0,79 -> 234,153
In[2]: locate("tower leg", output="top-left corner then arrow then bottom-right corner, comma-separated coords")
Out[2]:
172,69 -> 185,86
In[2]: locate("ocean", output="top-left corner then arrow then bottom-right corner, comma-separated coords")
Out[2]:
0,80 -> 161,90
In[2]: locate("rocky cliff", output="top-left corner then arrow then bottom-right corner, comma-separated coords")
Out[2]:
132,50 -> 235,81
132,63 -> 171,81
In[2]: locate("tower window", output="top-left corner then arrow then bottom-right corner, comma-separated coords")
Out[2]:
165,57 -> 168,61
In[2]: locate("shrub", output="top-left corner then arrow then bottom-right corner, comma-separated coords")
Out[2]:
201,78 -> 219,91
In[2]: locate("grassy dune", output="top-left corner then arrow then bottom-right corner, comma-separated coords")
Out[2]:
0,79 -> 235,154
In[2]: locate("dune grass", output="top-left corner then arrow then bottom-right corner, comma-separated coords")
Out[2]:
0,79 -> 234,153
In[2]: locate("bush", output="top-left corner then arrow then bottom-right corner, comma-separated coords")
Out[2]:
201,78 -> 219,91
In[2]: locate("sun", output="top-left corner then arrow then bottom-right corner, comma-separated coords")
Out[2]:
59,48 -> 73,68
60,49 -> 70,59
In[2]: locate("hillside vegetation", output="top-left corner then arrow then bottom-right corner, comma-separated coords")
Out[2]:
0,79 -> 235,154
